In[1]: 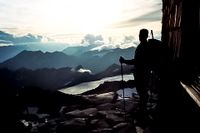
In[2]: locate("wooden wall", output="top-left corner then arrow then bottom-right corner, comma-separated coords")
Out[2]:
162,0 -> 200,77
162,0 -> 183,59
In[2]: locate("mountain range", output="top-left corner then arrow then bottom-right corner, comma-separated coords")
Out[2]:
0,63 -> 133,92
0,30 -> 136,92
0,30 -> 69,62
0,46 -> 135,73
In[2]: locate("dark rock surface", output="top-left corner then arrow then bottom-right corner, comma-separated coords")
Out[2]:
14,90 -> 158,133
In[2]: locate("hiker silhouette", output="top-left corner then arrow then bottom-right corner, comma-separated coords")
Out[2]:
120,28 -> 171,113
120,28 -> 150,112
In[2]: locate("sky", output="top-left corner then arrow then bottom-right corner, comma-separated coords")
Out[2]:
0,0 -> 162,44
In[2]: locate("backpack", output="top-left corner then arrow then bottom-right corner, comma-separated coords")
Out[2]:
146,39 -> 168,94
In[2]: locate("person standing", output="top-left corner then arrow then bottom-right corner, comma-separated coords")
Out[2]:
119,29 -> 150,112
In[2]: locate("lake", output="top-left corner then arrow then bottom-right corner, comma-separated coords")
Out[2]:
59,74 -> 134,95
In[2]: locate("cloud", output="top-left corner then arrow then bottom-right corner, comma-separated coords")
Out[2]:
112,9 -> 162,28
0,27 -> 17,30
0,39 -> 13,46
90,44 -> 116,51
0,0 -> 162,44
128,9 -> 161,22
0,39 -> 12,44
0,30 -> 44,44
84,34 -> 104,45
71,65 -> 92,74
78,68 -> 92,74
122,35 -> 135,44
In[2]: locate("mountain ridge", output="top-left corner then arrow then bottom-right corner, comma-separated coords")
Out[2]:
0,46 -> 135,73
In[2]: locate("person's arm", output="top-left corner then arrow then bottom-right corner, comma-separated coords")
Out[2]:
119,56 -> 135,65
124,59 -> 135,65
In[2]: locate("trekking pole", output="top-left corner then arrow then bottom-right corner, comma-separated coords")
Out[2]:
120,62 -> 126,120
151,30 -> 154,39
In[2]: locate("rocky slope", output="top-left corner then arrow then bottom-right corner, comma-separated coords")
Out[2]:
10,79 -> 159,133
17,92 -> 141,133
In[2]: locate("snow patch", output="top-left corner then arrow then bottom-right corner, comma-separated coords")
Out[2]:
117,88 -> 137,99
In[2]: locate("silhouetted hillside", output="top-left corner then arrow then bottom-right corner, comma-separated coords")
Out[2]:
62,45 -> 96,56
82,80 -> 136,95
0,63 -> 133,93
0,45 -> 27,63
95,63 -> 133,79
79,47 -> 135,73
0,50 -> 78,70
0,47 -> 135,73
0,67 -> 93,91
62,63 -> 133,88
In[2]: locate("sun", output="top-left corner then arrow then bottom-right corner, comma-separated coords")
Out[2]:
38,0 -> 123,34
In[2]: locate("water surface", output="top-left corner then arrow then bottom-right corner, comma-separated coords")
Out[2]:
60,74 -> 134,95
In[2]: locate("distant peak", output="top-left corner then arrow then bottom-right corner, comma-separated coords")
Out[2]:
19,50 -> 43,55
0,30 -> 12,36
75,65 -> 83,71
108,63 -> 120,68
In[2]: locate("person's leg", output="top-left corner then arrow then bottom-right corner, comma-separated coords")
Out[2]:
139,88 -> 148,111
135,83 -> 150,127
135,78 -> 148,111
